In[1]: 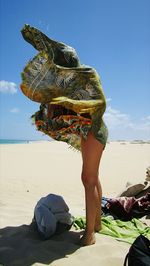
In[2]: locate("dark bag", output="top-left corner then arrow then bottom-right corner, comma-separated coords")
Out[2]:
124,235 -> 150,266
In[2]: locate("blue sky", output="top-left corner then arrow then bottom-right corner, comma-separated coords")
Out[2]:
0,0 -> 150,140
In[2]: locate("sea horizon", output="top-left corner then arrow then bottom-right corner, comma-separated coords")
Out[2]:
0,139 -> 43,144
0,138 -> 149,145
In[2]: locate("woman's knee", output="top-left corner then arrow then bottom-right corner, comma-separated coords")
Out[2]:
81,172 -> 98,188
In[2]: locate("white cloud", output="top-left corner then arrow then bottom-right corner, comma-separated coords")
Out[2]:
104,106 -> 131,128
0,80 -> 17,94
104,105 -> 150,140
106,98 -> 112,103
10,108 -> 20,114
135,116 -> 150,131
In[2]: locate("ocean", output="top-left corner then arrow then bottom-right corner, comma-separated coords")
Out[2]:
0,139 -> 33,144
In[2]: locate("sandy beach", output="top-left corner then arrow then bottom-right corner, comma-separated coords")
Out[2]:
0,140 -> 150,266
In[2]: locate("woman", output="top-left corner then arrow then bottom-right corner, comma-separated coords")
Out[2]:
20,24 -> 108,246
80,133 -> 105,245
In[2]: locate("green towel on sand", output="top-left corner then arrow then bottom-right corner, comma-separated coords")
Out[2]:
73,216 -> 150,244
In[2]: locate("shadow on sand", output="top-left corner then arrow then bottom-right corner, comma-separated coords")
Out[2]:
0,223 -> 82,266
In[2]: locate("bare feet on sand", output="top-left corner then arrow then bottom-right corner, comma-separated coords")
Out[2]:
79,231 -> 96,246
79,215 -> 102,246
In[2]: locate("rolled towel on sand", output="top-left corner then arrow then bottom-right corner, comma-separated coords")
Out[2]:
33,194 -> 73,239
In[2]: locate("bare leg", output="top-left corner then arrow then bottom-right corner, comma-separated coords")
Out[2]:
80,132 -> 104,246
95,179 -> 102,232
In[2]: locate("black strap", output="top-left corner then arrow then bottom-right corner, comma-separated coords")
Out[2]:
123,253 -> 129,266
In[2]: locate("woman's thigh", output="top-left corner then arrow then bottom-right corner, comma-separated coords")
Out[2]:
81,132 -> 104,176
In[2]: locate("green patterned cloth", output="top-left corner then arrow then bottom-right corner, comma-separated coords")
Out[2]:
20,24 -> 108,150
73,216 -> 150,244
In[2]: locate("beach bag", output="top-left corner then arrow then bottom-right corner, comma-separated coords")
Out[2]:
124,235 -> 150,266
33,194 -> 73,239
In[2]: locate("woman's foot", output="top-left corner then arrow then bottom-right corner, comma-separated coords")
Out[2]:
79,231 -> 96,246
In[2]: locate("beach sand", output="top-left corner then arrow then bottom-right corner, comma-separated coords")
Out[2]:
0,140 -> 149,266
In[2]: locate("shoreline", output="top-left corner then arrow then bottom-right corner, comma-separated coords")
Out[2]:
0,139 -> 150,144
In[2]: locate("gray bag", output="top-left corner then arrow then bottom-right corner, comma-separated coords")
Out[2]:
33,194 -> 73,239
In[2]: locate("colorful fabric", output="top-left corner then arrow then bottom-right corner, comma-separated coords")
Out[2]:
20,24 -> 108,150
73,216 -> 150,244
102,194 -> 150,221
